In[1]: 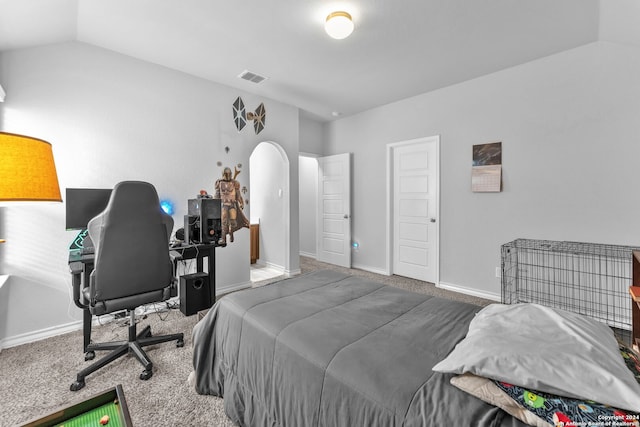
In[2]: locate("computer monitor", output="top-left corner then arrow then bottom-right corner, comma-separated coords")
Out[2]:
65,188 -> 112,230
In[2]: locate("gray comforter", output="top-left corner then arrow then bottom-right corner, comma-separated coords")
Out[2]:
192,270 -> 527,427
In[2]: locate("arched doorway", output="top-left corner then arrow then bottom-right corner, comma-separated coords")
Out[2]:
249,141 -> 290,280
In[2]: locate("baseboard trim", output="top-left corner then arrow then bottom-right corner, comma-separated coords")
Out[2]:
255,260 -> 285,271
437,281 -> 501,302
285,268 -> 302,277
264,261 -> 284,272
299,251 -> 316,258
252,261 -> 300,278
217,281 -> 252,295
1,320 -> 82,350
1,298 -> 181,351
0,277 -> 499,351
352,263 -> 390,276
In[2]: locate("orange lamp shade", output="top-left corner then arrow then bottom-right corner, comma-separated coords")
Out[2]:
0,132 -> 62,202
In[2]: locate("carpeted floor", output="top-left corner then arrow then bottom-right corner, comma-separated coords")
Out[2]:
0,257 -> 492,426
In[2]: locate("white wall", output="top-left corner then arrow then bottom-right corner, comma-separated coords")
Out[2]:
325,40 -> 640,298
298,156 -> 318,257
599,0 -> 640,46
0,41 -> 301,346
250,142 -> 288,271
299,115 -> 324,154
297,114 -> 323,260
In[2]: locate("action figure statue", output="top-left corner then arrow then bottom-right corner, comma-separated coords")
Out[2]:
215,166 -> 249,244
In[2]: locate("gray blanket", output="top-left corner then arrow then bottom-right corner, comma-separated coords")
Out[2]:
192,270 -> 527,427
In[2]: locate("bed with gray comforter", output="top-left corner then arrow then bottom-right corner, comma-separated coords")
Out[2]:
192,269 -> 527,426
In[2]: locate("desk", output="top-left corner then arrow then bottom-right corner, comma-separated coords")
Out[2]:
171,243 -> 216,300
69,243 -> 216,355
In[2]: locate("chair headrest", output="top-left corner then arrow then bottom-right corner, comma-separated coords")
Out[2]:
103,181 -> 162,222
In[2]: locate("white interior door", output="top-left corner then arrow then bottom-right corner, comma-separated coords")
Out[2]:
317,153 -> 351,268
392,137 -> 439,282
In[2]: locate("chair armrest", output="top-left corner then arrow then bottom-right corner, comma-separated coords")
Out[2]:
69,261 -> 89,309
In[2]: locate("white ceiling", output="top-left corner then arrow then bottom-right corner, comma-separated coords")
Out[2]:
0,0 -> 601,121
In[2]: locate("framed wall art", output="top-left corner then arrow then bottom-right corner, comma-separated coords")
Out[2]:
472,142 -> 502,192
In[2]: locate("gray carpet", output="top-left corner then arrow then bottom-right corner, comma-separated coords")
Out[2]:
0,257 -> 492,426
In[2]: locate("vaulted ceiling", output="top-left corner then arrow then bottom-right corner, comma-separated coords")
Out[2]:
0,0 -> 602,121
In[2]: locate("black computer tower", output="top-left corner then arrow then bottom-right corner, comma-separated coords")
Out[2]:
179,272 -> 212,316
200,198 -> 222,244
186,198 -> 222,244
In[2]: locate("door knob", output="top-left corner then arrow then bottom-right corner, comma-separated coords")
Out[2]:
430,218 -> 436,223
344,214 -> 350,219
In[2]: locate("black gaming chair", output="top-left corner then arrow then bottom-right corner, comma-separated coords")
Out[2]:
70,181 -> 184,391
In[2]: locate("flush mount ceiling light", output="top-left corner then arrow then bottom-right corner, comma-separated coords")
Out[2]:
325,11 -> 354,39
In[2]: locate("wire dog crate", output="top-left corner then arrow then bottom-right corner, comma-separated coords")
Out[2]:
501,239 -> 638,334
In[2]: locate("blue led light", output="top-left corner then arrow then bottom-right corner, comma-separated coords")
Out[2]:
160,199 -> 174,215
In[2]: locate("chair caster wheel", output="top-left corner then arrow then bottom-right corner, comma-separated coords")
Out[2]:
70,380 -> 85,391
177,339 -> 184,348
84,351 -> 95,361
140,369 -> 153,381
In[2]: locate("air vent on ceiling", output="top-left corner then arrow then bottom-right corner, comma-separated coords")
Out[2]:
238,70 -> 268,84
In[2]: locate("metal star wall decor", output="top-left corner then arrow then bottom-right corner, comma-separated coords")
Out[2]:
232,97 -> 266,135
247,103 -> 266,134
232,97 -> 247,131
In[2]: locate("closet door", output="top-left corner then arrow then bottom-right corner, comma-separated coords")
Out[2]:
392,137 -> 438,283
317,153 -> 351,268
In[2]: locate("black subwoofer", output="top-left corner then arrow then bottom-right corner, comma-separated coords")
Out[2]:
179,272 -> 212,316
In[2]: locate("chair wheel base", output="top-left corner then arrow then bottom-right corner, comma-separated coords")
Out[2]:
140,369 -> 153,380
177,339 -> 184,348
84,351 -> 95,361
70,380 -> 85,391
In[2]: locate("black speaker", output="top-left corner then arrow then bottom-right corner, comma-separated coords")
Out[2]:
179,272 -> 212,316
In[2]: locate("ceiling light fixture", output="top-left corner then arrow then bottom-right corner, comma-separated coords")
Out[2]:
325,11 -> 354,40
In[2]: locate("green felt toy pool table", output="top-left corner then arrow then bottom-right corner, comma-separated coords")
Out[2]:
20,385 -> 133,427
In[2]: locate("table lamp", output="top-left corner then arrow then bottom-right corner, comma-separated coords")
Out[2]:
0,131 -> 63,242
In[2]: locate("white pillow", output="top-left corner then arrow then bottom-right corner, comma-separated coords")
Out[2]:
432,303 -> 640,412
